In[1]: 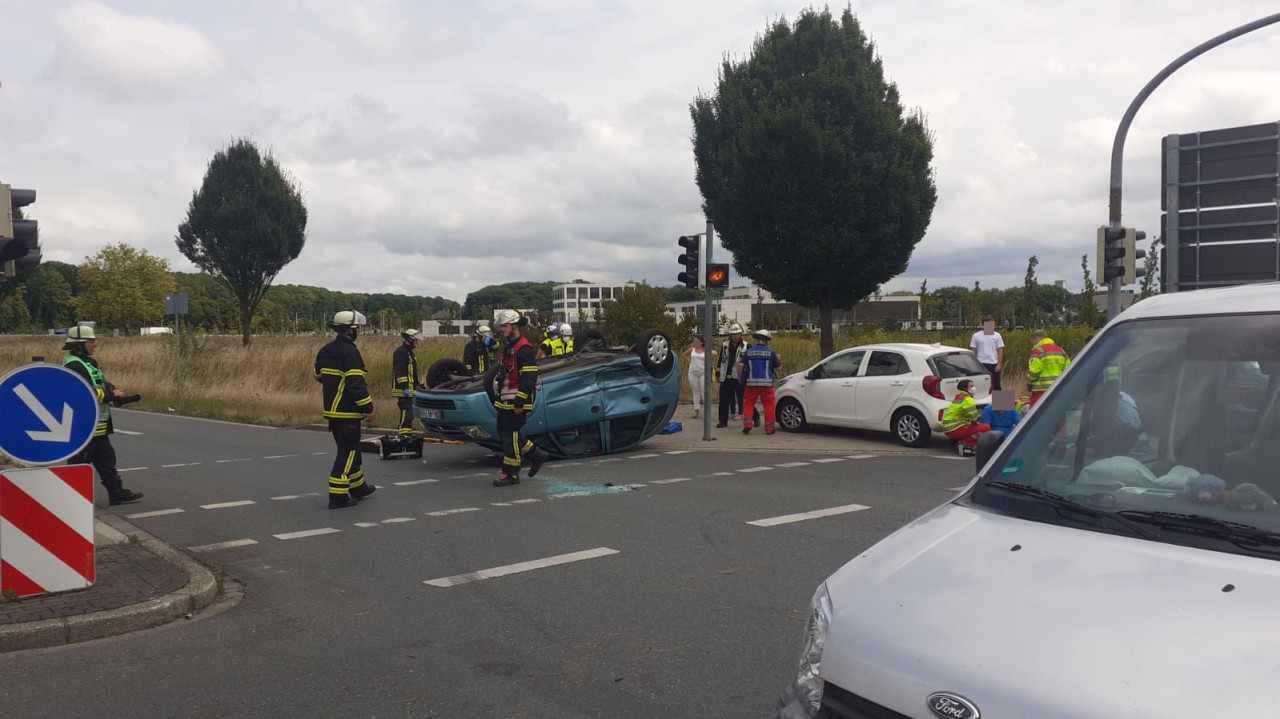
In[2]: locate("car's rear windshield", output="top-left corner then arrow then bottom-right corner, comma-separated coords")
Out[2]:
929,352 -> 987,378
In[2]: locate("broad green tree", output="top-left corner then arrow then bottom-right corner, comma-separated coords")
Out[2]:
23,264 -> 74,328
691,7 -> 936,356
600,283 -> 692,348
177,138 -> 307,346
0,286 -> 32,332
74,243 -> 175,330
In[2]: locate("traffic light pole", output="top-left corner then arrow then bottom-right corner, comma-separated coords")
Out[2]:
1106,11 -> 1280,318
703,220 -> 715,442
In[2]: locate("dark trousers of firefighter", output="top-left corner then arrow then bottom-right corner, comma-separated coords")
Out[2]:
71,434 -> 124,494
397,397 -> 415,435
718,378 -> 744,423
497,408 -> 535,478
328,420 -> 367,497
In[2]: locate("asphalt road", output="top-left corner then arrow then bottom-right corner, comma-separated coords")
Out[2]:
0,410 -> 976,718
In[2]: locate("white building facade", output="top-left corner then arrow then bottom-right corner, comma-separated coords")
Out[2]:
552,280 -> 637,323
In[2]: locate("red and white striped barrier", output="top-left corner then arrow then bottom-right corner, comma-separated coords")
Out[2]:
0,465 -> 95,598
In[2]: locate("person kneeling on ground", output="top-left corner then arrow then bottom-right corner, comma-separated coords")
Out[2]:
942,379 -> 990,457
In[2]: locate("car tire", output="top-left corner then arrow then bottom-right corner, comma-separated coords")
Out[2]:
426,358 -> 468,388
892,407 -> 931,447
776,398 -> 808,432
482,366 -> 501,403
634,329 -> 674,378
578,329 -> 608,352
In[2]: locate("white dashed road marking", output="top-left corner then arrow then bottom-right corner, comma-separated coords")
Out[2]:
382,517 -> 416,524
845,455 -> 878,460
424,547 -> 620,588
200,500 -> 256,510
933,455 -> 970,461
118,467 -> 147,473
263,454 -> 298,459
426,507 -> 482,517
216,458 -> 252,464
663,450 -> 693,455
125,508 -> 185,519
271,493 -> 321,500
776,462 -> 811,468
310,451 -> 328,456
737,466 -> 773,473
162,463 -> 200,468
628,454 -> 659,459
747,503 -> 871,527
190,539 -> 258,552
354,522 -> 378,528
650,478 -> 692,484
393,479 -> 439,486
509,498 -> 540,504
114,429 -> 143,436
812,458 -> 846,464
275,528 -> 340,540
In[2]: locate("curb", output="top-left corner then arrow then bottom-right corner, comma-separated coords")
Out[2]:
0,514 -> 221,652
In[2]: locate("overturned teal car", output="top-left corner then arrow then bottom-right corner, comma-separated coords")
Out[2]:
414,330 -> 680,458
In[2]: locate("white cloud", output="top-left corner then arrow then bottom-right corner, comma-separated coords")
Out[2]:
48,1 -> 230,101
5,0 -> 1280,305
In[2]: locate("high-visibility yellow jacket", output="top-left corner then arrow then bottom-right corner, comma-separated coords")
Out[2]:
1027,337 -> 1070,393
942,391 -> 979,433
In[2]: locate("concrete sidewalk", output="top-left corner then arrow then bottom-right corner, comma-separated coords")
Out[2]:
0,513 -> 222,652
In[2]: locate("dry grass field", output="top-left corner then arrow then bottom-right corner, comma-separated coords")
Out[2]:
0,326 -> 1094,427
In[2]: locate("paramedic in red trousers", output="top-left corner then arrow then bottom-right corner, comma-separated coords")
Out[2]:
492,310 -> 549,487
62,325 -> 144,506
315,310 -> 376,509
942,379 -> 990,456
392,328 -> 423,436
739,329 -> 781,435
1027,330 -> 1071,406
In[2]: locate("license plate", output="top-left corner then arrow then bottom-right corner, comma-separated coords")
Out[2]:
422,409 -> 442,420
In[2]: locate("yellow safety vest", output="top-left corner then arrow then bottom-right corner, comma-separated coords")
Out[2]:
941,392 -> 978,432
1027,338 -> 1070,393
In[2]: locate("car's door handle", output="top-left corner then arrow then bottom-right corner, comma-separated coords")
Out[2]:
890,381 -> 905,387
841,382 -> 854,387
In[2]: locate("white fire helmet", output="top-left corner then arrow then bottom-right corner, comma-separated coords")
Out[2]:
559,323 -> 573,337
66,325 -> 97,342
494,309 -> 522,327
331,310 -> 368,329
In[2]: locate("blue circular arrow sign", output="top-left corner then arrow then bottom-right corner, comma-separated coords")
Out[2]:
0,364 -> 99,465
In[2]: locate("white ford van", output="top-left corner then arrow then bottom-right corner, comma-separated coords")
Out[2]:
777,283 -> 1280,719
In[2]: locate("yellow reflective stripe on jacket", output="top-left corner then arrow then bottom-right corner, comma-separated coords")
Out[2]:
941,394 -> 978,432
324,369 -> 369,419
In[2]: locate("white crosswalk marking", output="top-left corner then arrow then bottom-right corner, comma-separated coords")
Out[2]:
424,547 -> 620,588
274,528 -> 340,540
190,539 -> 257,552
747,503 -> 871,527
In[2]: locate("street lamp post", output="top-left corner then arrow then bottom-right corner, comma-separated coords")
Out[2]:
1106,12 -> 1280,318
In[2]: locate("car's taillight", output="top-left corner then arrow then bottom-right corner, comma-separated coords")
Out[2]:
923,375 -> 945,400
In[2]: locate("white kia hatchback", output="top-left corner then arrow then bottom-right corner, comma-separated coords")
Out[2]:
774,343 -> 992,447
777,284 -> 1280,719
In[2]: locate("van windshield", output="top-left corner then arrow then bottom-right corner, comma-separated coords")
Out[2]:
970,313 -> 1280,556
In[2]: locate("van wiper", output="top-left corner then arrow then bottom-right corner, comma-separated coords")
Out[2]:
983,481 -> 1160,540
1114,510 -> 1280,550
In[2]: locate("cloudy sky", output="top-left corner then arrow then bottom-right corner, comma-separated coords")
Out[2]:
4,1 -> 1280,303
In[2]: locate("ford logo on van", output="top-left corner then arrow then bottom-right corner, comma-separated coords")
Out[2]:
927,692 -> 980,719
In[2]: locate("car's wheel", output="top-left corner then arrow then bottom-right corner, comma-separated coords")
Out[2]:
578,329 -> 608,352
892,407 -> 931,447
634,329 -> 674,378
426,358 -> 468,388
482,366 -> 500,403
776,398 -> 808,432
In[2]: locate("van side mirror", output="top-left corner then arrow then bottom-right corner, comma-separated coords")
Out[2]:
975,430 -> 1005,470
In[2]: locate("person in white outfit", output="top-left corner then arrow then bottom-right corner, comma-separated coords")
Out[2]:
684,335 -> 707,418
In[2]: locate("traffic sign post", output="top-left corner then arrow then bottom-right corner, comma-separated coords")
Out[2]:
0,364 -> 99,465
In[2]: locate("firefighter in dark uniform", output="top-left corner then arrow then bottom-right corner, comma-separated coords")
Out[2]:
392,328 -> 423,436
463,324 -> 497,374
315,310 -> 376,509
492,310 -> 549,487
62,326 -> 144,506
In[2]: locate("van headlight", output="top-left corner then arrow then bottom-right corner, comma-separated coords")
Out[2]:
793,583 -> 833,716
